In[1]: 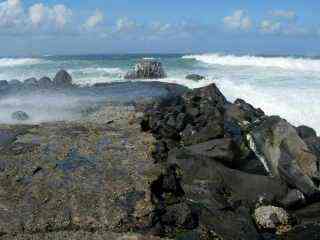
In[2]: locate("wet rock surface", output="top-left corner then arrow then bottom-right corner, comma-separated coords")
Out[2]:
0,73 -> 320,239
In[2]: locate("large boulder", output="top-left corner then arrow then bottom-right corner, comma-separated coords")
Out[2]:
125,60 -> 166,79
53,70 -> 73,87
225,98 -> 265,124
249,116 -> 319,198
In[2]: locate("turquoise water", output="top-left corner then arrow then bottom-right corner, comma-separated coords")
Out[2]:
1,53 -> 320,132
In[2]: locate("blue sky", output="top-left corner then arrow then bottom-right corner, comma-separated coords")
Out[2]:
0,0 -> 319,56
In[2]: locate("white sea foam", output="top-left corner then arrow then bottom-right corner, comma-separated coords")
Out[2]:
0,58 -> 44,67
70,67 -> 124,76
183,53 -> 320,72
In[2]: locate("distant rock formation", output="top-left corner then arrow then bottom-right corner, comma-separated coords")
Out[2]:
185,74 -> 205,81
11,111 -> 29,121
124,60 -> 166,79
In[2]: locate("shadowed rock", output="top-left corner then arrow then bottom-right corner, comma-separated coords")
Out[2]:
53,69 -> 73,87
250,116 -> 319,198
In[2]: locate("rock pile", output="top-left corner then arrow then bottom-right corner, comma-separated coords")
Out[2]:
0,69 -> 74,93
140,83 -> 320,239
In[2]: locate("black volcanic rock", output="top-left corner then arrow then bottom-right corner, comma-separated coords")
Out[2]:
125,60 -> 166,79
185,74 -> 205,81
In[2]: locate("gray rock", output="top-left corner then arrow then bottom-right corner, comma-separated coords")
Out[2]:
185,74 -> 205,81
0,80 -> 8,87
53,70 -> 73,87
38,76 -> 53,88
281,189 -> 306,209
250,116 -> 319,197
225,99 -> 265,123
23,77 -> 38,86
11,111 -> 30,121
183,138 -> 237,167
8,79 -> 21,85
124,60 -> 166,79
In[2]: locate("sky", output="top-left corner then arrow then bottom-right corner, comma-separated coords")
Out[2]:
0,0 -> 319,56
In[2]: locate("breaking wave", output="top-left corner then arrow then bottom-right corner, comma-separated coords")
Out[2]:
183,53 -> 320,72
0,58 -> 44,67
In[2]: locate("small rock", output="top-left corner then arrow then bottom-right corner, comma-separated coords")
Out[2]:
254,206 -> 290,231
11,111 -> 30,121
185,74 -> 205,81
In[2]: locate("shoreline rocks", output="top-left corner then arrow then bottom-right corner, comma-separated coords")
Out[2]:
0,74 -> 319,239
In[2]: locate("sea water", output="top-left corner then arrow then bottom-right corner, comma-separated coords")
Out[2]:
0,53 -> 320,132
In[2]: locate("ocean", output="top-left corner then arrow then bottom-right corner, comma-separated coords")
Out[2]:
1,53 -> 320,132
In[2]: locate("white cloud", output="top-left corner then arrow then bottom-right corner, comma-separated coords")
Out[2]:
150,22 -> 171,33
51,4 -> 72,29
0,0 -> 24,28
116,17 -> 139,33
269,10 -> 297,20
28,3 -> 72,30
84,9 -> 104,29
260,20 -> 282,34
29,3 -> 45,27
223,10 -> 252,31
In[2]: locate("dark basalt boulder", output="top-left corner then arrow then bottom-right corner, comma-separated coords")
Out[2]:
11,111 -> 30,121
225,98 -> 265,124
185,74 -> 205,81
124,60 -> 166,79
296,125 -> 317,139
167,147 -> 288,206
249,116 -> 319,198
53,70 -> 73,87
183,138 -> 238,167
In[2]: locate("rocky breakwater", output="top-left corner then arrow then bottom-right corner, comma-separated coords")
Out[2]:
141,83 -> 320,239
0,64 -> 320,239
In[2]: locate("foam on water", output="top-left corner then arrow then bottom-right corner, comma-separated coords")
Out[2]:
0,53 -> 319,133
183,53 -> 320,72
0,58 -> 44,67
